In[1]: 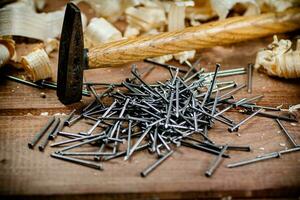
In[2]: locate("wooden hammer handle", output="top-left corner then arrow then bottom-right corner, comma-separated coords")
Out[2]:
88,8 -> 300,68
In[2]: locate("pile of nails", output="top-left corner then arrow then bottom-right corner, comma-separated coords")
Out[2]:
28,60 -> 299,177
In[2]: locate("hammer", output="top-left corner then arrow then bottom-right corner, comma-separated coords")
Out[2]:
57,3 -> 300,104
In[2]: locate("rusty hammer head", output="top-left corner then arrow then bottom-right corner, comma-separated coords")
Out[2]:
57,3 -> 88,105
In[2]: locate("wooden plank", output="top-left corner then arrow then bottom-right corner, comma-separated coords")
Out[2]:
0,1 -> 300,198
0,114 -> 299,198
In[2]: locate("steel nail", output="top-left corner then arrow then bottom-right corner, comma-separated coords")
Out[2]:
28,116 -> 55,149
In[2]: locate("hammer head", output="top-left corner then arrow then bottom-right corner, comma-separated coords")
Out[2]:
57,3 -> 88,105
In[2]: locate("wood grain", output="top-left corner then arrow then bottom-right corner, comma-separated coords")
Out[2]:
0,1 -> 300,199
0,114 -> 299,199
88,8 -> 300,68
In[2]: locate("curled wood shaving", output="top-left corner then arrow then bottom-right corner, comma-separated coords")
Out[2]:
4,0 -> 46,11
43,38 -> 59,55
168,3 -> 186,32
0,37 -> 16,68
4,0 -> 36,11
288,104 -> 300,113
73,0 -> 139,22
21,48 -> 52,82
257,0 -> 298,12
174,50 -> 196,64
150,54 -> 173,64
0,5 -> 65,41
254,35 -> 300,78
124,26 -> 140,38
210,0 -> 260,20
125,5 -> 166,32
84,18 -> 122,48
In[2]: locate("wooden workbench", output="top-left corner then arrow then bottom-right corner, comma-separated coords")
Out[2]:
0,1 -> 300,199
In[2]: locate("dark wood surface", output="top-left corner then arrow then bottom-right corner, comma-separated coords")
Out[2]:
0,1 -> 300,199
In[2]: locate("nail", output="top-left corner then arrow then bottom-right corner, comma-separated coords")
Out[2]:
144,59 -> 187,73
28,116 -> 55,149
211,83 -> 236,94
201,63 -> 220,107
276,119 -> 297,147
83,82 -> 122,87
39,118 -> 61,151
259,146 -> 300,158
84,100 -> 117,135
183,58 -> 201,79
165,91 -> 174,128
58,134 -> 107,152
175,80 -> 180,118
131,65 -> 168,102
49,118 -> 65,139
125,126 -> 152,160
184,68 -> 205,82
51,153 -> 103,170
227,152 -> 280,168
203,67 -> 245,76
226,145 -> 251,152
64,109 -> 76,126
57,131 -> 83,138
205,145 -> 228,177
193,107 -> 233,127
66,114 -> 82,127
218,84 -> 246,100
51,133 -> 103,147
87,85 -> 103,105
141,150 -> 174,177
247,63 -> 253,93
242,110 -> 297,122
126,120 -> 133,158
103,143 -> 149,161
6,75 -> 44,89
60,151 -> 115,156
158,134 -> 171,151
228,108 -> 263,132
181,141 -> 229,158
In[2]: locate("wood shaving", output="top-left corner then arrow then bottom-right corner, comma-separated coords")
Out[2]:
40,112 -> 49,116
168,2 -> 186,32
124,26 -> 140,38
43,38 -> 59,55
0,37 -> 15,68
125,5 -> 166,32
174,50 -> 196,64
4,0 -> 36,11
150,54 -> 173,64
40,92 -> 46,98
0,5 -> 65,41
4,0 -> 46,11
73,0 -> 139,23
84,17 -> 122,48
257,0 -> 298,12
279,143 -> 286,147
186,0 -> 215,24
210,0 -> 260,20
254,35 -> 300,78
289,104 -> 300,112
21,48 -> 52,82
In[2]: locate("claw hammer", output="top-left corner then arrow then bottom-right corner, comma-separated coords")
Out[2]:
57,3 -> 300,104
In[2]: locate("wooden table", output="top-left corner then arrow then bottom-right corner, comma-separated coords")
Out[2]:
0,1 -> 300,199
